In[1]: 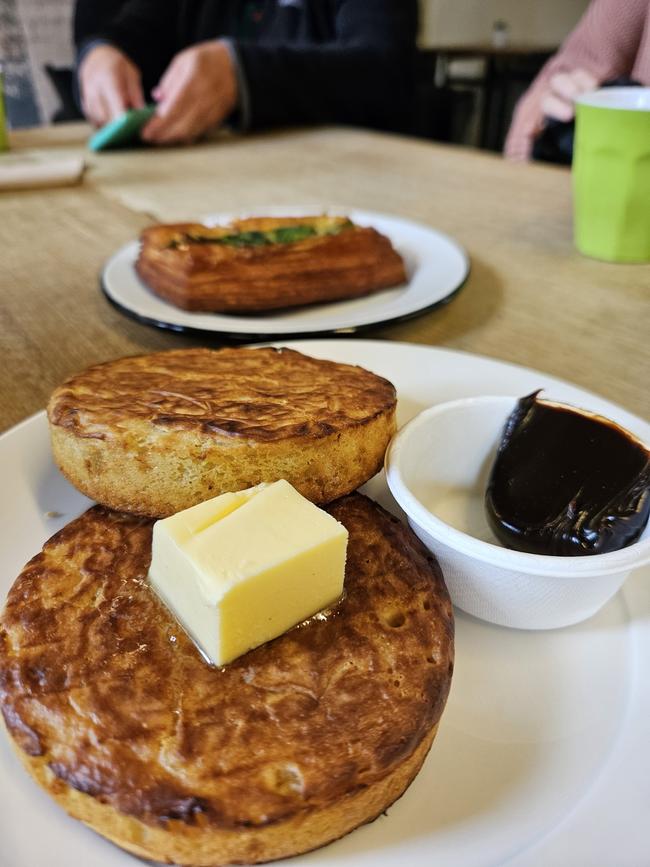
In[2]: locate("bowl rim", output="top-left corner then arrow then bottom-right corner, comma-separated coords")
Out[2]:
385,396 -> 650,578
577,86 -> 650,112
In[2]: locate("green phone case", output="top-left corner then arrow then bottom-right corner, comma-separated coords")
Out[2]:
88,105 -> 156,152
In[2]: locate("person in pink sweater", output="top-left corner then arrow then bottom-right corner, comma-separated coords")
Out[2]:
505,0 -> 650,161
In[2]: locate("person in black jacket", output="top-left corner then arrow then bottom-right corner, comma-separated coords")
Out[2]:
75,0 -> 418,145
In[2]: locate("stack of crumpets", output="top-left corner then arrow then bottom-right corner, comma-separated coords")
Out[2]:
0,345 -> 454,866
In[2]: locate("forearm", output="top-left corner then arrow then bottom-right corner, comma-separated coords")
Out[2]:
74,0 -> 128,49
75,0 -> 177,90
518,0 -> 645,109
505,0 -> 646,158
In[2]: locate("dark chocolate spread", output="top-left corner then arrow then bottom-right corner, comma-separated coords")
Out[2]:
485,392 -> 650,556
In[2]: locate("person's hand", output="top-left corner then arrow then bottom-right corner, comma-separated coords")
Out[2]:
505,67 -> 598,161
142,41 -> 237,145
79,44 -> 145,127
541,68 -> 599,122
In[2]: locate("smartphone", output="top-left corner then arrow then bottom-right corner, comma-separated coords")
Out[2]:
88,105 -> 157,152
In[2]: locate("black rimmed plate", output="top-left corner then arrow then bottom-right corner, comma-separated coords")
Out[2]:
100,208 -> 470,340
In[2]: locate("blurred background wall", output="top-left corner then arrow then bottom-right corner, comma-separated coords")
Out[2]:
1,0 -> 74,127
419,0 -> 590,47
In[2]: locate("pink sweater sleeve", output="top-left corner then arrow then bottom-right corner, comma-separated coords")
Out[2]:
504,0 -> 650,160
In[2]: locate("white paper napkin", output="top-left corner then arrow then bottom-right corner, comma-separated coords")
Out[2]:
0,152 -> 85,191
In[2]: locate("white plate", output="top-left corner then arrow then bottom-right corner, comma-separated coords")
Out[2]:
101,208 -> 469,338
1,340 -> 648,867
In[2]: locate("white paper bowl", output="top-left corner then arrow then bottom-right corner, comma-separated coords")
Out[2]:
385,396 -> 650,630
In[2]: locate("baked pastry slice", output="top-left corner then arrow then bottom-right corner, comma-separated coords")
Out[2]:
135,215 -> 407,312
0,494 -> 454,866
47,347 -> 397,517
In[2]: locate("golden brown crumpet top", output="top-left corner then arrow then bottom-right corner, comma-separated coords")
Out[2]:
135,215 -> 408,313
0,495 -> 453,833
48,347 -> 395,443
46,348 -> 397,516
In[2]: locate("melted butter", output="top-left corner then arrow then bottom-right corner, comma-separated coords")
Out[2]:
295,591 -> 346,629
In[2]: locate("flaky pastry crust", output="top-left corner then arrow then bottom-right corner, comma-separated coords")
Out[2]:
135,216 -> 407,313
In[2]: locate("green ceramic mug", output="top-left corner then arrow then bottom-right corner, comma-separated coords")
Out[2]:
573,87 -> 650,263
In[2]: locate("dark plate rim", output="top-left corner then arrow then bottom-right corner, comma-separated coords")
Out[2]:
99,261 -> 470,343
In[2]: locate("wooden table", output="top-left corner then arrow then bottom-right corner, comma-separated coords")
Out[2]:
1,123 -> 648,433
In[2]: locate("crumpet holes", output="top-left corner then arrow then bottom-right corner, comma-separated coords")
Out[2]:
384,611 -> 406,628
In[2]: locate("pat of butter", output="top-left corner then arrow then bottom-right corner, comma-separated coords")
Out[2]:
148,480 -> 348,666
